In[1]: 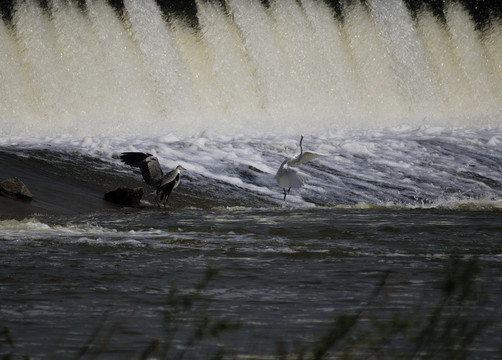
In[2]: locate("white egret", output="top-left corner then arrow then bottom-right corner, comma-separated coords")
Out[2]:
275,135 -> 327,200
120,152 -> 186,209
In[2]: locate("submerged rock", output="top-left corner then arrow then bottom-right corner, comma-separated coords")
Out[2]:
0,178 -> 33,200
104,187 -> 143,207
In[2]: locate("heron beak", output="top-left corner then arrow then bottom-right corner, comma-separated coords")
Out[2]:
181,166 -> 187,171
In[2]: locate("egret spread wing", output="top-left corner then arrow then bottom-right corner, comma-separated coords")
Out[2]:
288,151 -> 328,167
275,163 -> 309,189
286,167 -> 309,188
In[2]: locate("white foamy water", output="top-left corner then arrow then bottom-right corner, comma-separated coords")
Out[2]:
2,125 -> 502,209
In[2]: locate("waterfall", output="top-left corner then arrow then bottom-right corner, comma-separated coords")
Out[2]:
0,0 -> 501,137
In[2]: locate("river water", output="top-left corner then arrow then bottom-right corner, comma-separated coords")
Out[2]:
1,0 -> 502,358
1,206 -> 502,358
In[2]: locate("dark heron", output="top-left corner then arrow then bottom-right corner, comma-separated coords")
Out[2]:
120,152 -> 186,208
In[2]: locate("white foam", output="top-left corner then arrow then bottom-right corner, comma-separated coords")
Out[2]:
0,218 -> 159,246
2,126 -> 501,209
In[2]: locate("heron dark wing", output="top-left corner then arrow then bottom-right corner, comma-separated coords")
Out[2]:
141,157 -> 165,186
160,169 -> 180,188
159,177 -> 177,202
120,152 -> 164,186
120,152 -> 152,167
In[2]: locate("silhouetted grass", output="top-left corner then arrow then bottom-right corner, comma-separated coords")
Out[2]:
1,257 -> 497,360
138,266 -> 244,360
277,257 -> 493,360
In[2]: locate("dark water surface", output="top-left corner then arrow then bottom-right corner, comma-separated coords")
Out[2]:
1,207 -> 502,359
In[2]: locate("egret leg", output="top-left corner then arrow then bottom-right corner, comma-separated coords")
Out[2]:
283,187 -> 292,201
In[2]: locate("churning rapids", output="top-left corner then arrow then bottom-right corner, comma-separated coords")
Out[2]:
1,0 -> 502,359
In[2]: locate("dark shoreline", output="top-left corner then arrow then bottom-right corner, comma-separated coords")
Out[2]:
0,149 -> 274,220
0,152 -> 122,220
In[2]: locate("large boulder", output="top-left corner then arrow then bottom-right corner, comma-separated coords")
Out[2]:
0,178 -> 33,200
104,187 -> 143,207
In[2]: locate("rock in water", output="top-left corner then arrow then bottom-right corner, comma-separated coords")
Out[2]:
104,187 -> 143,207
0,178 -> 33,200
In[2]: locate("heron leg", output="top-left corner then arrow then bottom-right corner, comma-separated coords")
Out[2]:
159,182 -> 175,210
155,192 -> 162,209
162,194 -> 170,209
